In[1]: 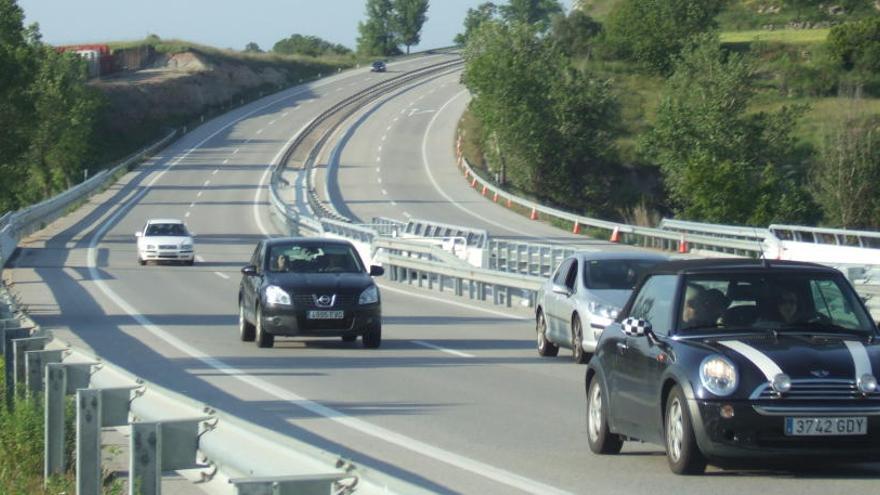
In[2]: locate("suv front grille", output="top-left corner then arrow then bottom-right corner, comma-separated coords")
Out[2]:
292,294 -> 358,308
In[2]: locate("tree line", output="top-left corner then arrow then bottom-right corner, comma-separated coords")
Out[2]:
459,0 -> 880,229
0,0 -> 102,214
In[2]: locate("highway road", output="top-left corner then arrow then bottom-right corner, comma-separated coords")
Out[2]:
7,53 -> 880,494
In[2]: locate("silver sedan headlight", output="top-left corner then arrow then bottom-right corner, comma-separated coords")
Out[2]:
265,285 -> 292,306
359,286 -> 379,305
588,301 -> 620,319
700,355 -> 738,397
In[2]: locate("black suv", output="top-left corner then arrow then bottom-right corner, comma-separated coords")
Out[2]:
238,238 -> 384,348
371,60 -> 386,72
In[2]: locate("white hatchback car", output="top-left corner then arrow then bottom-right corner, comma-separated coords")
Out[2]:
135,219 -> 195,265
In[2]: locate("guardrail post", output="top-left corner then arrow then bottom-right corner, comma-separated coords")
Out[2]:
455,278 -> 463,297
468,280 -> 475,300
131,422 -> 161,495
3,327 -> 29,407
13,336 -> 49,392
45,363 -> 67,479
77,388 -> 102,495
26,348 -> 63,395
506,287 -> 512,308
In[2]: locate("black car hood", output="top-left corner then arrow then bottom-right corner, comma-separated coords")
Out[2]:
269,272 -> 372,293
695,334 -> 879,381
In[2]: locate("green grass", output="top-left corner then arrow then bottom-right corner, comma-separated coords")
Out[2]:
720,28 -> 830,45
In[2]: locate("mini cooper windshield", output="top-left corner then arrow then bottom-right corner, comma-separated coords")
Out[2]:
678,272 -> 874,335
267,243 -> 365,274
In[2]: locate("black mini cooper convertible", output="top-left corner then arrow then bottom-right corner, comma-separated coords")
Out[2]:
585,259 -> 880,474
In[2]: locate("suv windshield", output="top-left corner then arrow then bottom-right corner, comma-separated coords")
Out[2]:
678,272 -> 874,335
584,259 -> 660,290
145,223 -> 188,236
267,243 -> 365,274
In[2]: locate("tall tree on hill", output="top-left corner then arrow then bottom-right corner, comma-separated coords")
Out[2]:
500,0 -> 563,32
393,0 -> 429,55
455,2 -> 497,45
357,0 -> 399,56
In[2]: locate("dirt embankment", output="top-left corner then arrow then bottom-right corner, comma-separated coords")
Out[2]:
91,50 -> 338,160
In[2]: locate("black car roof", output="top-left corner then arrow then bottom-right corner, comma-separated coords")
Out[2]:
646,258 -> 839,276
263,237 -> 354,248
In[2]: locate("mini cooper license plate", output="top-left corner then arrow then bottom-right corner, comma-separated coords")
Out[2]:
784,416 -> 867,436
307,310 -> 344,320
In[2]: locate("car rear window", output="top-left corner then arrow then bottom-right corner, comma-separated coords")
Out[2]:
267,243 -> 365,274
584,260 -> 661,290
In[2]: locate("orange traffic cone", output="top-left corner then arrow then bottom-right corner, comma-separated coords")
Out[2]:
471,177 -> 478,188
572,222 -> 581,234
481,185 -> 488,196
506,198 -> 512,208
530,208 -> 538,220
464,168 -> 469,178
610,226 -> 620,243
493,192 -> 499,203
678,234 -> 689,254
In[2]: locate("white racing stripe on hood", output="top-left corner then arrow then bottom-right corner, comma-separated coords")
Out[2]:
844,340 -> 873,378
719,340 -> 783,381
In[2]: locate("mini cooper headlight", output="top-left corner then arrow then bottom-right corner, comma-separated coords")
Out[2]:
858,374 -> 878,394
359,285 -> 379,305
588,301 -> 620,319
700,355 -> 738,397
265,285 -> 292,306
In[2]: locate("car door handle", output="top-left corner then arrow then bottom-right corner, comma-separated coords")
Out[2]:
616,342 -> 628,353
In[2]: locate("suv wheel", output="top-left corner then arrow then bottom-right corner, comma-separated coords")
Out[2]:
536,311 -> 558,357
362,323 -> 381,349
239,300 -> 255,342
586,376 -> 623,454
255,304 -> 274,348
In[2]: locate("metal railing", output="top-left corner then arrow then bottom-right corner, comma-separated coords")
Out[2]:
659,218 -> 770,242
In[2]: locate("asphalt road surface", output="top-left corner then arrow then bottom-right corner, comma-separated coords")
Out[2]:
7,54 -> 880,494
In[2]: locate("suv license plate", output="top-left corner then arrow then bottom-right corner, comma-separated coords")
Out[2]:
784,416 -> 867,436
307,310 -> 344,320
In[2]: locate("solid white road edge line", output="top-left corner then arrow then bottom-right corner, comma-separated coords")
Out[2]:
411,340 -> 475,358
421,90 -> 542,239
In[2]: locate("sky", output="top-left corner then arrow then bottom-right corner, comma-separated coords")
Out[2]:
18,1 -> 575,52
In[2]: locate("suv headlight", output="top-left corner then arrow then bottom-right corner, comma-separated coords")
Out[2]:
700,355 -> 738,397
588,301 -> 620,319
265,285 -> 292,306
359,286 -> 379,305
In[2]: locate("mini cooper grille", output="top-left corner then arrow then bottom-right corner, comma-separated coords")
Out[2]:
292,294 -> 358,308
752,379 -> 880,400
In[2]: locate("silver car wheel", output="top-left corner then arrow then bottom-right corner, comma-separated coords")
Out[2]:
588,380 -> 603,443
667,397 -> 684,463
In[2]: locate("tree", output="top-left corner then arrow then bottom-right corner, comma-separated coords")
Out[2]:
455,2 -> 497,46
550,9 -> 602,58
812,109 -> 880,229
244,42 -> 263,53
463,21 -> 622,215
393,0 -> 429,55
357,0 -> 399,56
827,16 -> 880,73
272,34 -> 350,57
642,35 -> 815,225
499,0 -> 563,32
602,0 -> 726,74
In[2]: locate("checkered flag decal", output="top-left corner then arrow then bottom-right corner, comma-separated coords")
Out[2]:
622,317 -> 650,336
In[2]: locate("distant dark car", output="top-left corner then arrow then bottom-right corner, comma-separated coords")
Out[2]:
371,60 -> 386,72
585,259 -> 880,474
238,238 -> 384,349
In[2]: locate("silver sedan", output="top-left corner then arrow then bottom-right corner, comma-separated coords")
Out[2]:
535,251 -> 668,363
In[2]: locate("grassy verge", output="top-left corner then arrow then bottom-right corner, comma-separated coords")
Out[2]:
720,28 -> 829,44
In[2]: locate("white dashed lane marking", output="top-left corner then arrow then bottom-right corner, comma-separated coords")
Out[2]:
233,148 -> 240,154
412,340 -> 475,358
204,180 -> 211,186
382,189 -> 388,195
197,192 -> 203,198
222,159 -> 229,164
214,272 -> 230,280
185,212 -> 191,218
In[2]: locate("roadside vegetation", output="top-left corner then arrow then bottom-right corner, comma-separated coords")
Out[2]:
459,0 -> 880,229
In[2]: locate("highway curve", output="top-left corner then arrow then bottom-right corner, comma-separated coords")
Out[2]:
7,53 -> 880,494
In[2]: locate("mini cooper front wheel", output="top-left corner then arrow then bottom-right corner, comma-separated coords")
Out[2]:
586,376 -> 622,454
536,311 -> 558,357
665,385 -> 706,475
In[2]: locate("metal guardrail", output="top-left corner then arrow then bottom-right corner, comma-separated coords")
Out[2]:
659,218 -> 770,241
0,129 -> 178,268
488,240 -> 580,278
0,283 -> 430,495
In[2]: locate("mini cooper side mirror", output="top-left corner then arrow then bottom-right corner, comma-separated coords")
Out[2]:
369,265 -> 385,277
622,317 -> 652,337
241,265 -> 257,276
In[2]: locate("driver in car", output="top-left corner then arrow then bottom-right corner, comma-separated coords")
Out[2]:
682,287 -> 730,328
